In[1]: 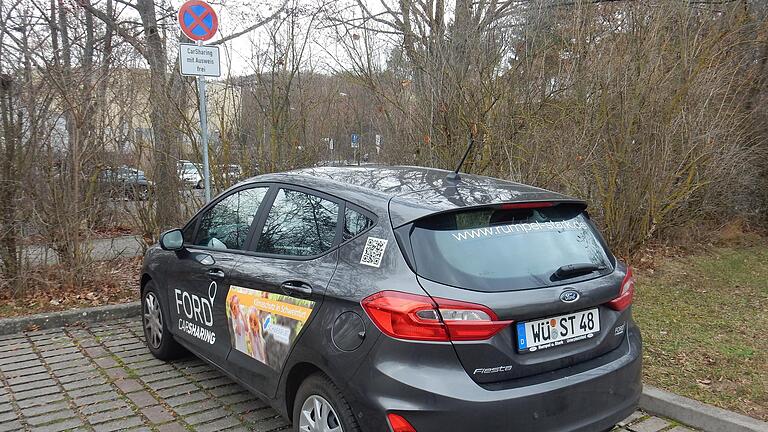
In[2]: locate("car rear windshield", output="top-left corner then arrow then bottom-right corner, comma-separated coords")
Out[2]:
399,204 -> 613,292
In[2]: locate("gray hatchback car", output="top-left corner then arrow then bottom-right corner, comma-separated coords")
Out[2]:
140,166 -> 642,432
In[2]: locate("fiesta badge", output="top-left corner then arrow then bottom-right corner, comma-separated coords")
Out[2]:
560,290 -> 580,303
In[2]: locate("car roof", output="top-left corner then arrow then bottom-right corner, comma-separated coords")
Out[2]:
245,166 -> 584,227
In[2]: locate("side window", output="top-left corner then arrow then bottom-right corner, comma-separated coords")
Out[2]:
343,208 -> 374,241
256,189 -> 339,256
193,187 -> 268,250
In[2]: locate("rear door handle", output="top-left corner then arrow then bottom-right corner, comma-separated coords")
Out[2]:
280,281 -> 313,297
206,269 -> 225,280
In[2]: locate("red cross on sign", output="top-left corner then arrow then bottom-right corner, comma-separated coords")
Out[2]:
178,0 -> 218,42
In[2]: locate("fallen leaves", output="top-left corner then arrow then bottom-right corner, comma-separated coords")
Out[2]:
0,257 -> 141,318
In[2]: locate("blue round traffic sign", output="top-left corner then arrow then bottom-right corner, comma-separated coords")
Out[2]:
178,0 -> 218,42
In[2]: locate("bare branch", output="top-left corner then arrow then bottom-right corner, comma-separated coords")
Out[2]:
213,0 -> 290,45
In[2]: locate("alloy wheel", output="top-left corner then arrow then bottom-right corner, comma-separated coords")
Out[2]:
144,292 -> 163,349
299,395 -> 343,432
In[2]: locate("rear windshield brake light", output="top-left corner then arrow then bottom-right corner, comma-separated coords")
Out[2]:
499,201 -> 554,210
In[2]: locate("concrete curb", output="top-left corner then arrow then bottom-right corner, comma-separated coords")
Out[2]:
0,302 -> 141,336
641,385 -> 768,432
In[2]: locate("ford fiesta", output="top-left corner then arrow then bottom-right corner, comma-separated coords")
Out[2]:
140,166 -> 642,432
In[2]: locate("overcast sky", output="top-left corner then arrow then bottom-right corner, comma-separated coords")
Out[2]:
172,0 -> 388,77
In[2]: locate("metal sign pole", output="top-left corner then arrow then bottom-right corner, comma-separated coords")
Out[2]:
179,1 -> 218,203
197,74 -> 211,203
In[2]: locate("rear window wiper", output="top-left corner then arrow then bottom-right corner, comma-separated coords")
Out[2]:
551,263 -> 605,281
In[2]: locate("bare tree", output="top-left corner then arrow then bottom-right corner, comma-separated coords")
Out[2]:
327,0 -> 768,254
81,0 -> 289,231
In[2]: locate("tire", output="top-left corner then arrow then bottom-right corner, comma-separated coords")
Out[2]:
293,372 -> 360,432
142,281 -> 187,360
196,179 -> 204,189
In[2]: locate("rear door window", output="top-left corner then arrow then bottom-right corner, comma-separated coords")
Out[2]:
400,204 -> 612,292
255,188 -> 339,257
343,208 -> 374,241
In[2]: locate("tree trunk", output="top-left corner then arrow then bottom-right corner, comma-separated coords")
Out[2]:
136,0 -> 181,230
0,76 -> 21,294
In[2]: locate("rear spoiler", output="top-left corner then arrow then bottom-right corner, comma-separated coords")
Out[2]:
390,198 -> 588,229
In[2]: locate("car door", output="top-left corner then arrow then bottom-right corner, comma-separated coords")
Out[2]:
222,185 -> 342,397
165,185 -> 270,367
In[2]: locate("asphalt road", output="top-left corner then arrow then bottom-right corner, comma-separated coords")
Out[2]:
21,235 -> 144,266
18,188 -> 209,266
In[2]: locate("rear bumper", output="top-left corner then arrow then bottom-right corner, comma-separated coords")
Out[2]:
349,325 -> 642,432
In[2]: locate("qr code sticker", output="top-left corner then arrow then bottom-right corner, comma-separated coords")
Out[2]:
360,237 -> 388,268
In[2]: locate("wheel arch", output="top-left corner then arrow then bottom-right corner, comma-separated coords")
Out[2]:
140,273 -> 153,294
283,361 -> 324,419
139,271 -> 173,335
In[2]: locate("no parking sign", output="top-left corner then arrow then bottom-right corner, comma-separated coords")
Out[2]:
178,0 -> 218,42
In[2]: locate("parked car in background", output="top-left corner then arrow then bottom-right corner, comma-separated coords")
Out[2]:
98,166 -> 153,200
178,161 -> 203,189
198,164 -> 244,189
178,161 -> 246,189
140,166 -> 641,432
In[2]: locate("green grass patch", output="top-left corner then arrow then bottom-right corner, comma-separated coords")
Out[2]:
635,244 -> 768,421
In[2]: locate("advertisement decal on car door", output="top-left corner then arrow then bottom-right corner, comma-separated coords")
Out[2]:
225,285 -> 316,370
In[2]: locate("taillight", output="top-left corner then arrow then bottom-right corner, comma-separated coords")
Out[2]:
361,290 -> 512,342
387,413 -> 416,432
607,267 -> 635,311
433,296 -> 513,341
361,291 -> 448,341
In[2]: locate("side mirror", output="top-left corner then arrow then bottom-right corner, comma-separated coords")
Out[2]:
159,229 -> 184,251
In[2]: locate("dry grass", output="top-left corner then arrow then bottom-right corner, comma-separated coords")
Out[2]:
635,242 -> 768,421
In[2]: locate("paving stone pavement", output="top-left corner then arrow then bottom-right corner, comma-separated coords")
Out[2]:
0,318 -> 697,432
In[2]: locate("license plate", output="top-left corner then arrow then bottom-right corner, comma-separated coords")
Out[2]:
516,308 -> 600,353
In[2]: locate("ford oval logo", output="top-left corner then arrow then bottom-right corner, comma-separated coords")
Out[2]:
560,290 -> 580,303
